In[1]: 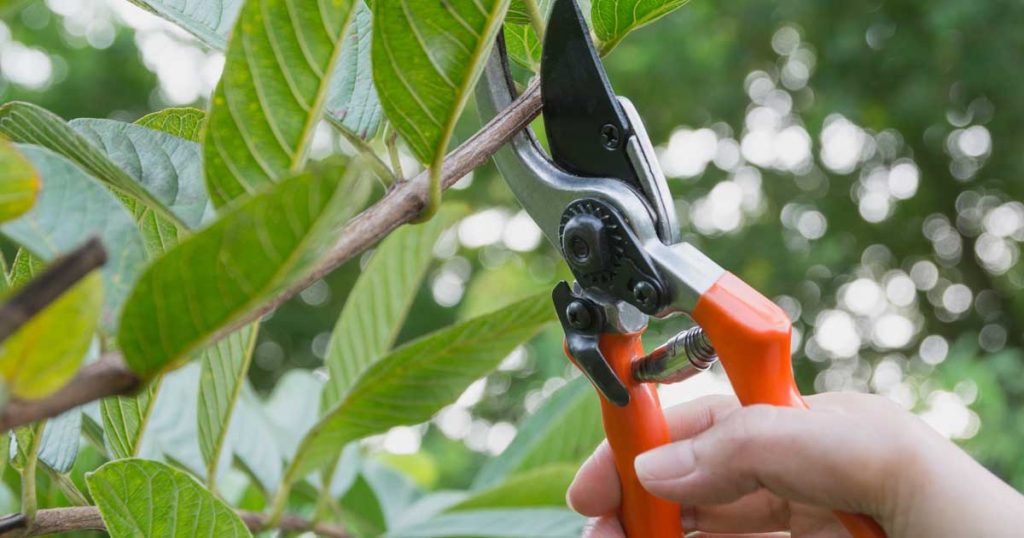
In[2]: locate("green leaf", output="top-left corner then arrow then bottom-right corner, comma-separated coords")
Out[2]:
6,248 -> 42,287
0,139 -> 39,223
507,0 -> 539,25
473,377 -> 601,489
339,461 -> 426,534
197,324 -> 258,483
117,159 -> 370,378
125,0 -> 242,50
87,458 -> 253,538
0,101 -> 185,231
591,0 -> 692,54
228,385 -> 284,494
101,382 -> 159,460
386,508 -> 584,538
372,0 -> 510,209
37,409 -> 82,474
327,1 -> 382,140
339,470 -> 388,537
135,107 -> 206,142
504,23 -> 542,72
128,1 -> 380,142
10,421 -> 41,470
323,207 -> 457,407
69,118 -> 210,230
0,272 -> 102,399
282,292 -> 554,488
364,461 -> 425,527
505,0 -> 549,72
138,364 -> 206,476
262,369 -> 322,460
452,465 -> 576,511
36,341 -> 99,474
203,0 -> 359,206
1,145 -> 147,330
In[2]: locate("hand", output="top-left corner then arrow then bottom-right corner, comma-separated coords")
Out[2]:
567,392 -> 1024,537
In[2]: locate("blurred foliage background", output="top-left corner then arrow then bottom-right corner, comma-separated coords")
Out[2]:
2,0 -> 1023,504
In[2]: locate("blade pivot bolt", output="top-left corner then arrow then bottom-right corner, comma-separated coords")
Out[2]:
569,236 -> 591,262
601,124 -> 621,149
566,300 -> 594,330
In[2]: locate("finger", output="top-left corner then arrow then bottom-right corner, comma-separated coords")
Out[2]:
581,516 -> 625,538
568,395 -> 740,516
688,528 -> 790,532
682,489 -> 790,534
568,441 -> 619,516
635,402 -> 901,516
685,489 -> 845,536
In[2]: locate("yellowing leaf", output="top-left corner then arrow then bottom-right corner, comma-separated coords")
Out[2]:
0,272 -> 102,399
136,107 -> 206,142
0,139 -> 39,223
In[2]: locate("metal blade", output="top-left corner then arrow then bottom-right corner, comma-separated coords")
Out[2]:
541,0 -> 641,192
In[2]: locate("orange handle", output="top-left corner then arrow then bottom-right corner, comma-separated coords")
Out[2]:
693,272 -> 886,538
566,332 -> 682,538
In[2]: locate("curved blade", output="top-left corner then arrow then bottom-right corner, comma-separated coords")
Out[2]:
541,0 -> 641,192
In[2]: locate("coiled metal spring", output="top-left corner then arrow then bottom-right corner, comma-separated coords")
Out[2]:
632,326 -> 718,384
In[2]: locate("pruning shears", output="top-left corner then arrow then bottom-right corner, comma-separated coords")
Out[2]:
477,0 -> 887,536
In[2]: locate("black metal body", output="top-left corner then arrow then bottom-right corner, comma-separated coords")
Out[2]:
541,0 -> 641,192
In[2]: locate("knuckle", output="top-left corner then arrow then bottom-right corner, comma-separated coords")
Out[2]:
724,404 -> 780,449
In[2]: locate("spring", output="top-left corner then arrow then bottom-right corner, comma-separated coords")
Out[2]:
632,326 -> 718,384
675,326 -> 717,369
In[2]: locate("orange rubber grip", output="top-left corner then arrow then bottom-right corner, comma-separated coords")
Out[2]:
566,332 -> 682,538
692,272 -> 886,538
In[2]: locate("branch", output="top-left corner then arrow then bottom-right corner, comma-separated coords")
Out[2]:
0,354 -> 139,431
0,507 -> 350,537
0,80 -> 542,433
238,511 -> 350,538
0,237 -> 106,343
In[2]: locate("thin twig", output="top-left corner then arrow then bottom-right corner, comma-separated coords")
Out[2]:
522,0 -> 547,40
384,123 -> 405,180
0,507 -> 350,537
327,115 -> 395,186
239,511 -> 350,538
0,80 -> 542,434
0,238 -> 106,344
42,466 -> 90,507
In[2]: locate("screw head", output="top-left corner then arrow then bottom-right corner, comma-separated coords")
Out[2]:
600,124 -> 620,150
632,281 -> 657,308
566,300 -> 593,330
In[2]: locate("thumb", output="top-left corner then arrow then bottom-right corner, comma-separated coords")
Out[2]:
634,401 -> 909,518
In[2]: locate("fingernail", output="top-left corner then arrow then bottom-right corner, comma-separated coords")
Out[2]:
635,442 -> 694,482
